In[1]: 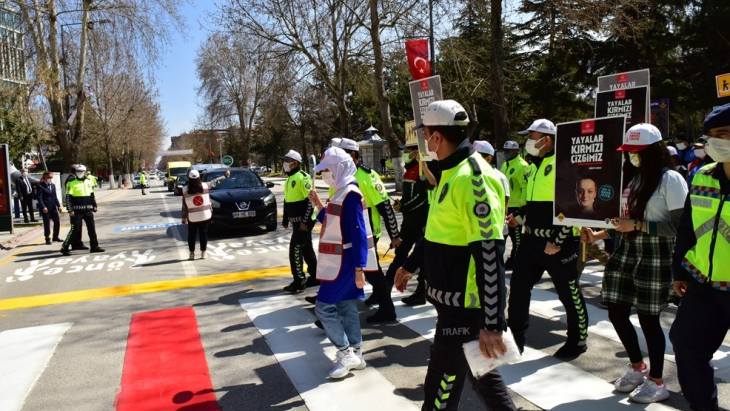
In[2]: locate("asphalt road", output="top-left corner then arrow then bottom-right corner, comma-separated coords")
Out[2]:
0,176 -> 727,411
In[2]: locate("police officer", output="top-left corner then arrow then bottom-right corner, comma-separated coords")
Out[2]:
281,149 -> 318,293
64,164 -> 86,250
61,165 -> 104,255
338,138 -> 401,323
670,103 -> 730,411
395,100 -> 514,410
500,140 -> 529,269
139,170 -> 147,195
506,119 -> 588,358
386,141 -> 430,306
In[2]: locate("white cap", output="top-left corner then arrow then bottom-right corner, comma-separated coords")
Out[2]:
75,164 -> 87,172
188,169 -> 200,179
280,149 -> 302,162
617,123 -> 662,152
517,119 -> 556,136
503,140 -> 519,150
666,146 -> 678,156
338,138 -> 360,152
314,147 -> 351,172
414,100 -> 469,129
473,141 -> 495,156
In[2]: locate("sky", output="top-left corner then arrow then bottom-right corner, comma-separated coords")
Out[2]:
155,1 -> 213,148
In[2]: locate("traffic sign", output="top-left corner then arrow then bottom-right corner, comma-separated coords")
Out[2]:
223,155 -> 234,166
717,73 -> 730,98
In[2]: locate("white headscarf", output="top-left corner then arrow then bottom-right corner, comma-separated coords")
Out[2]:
314,147 -> 356,190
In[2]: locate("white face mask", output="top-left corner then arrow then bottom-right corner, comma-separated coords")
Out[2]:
426,134 -> 440,161
705,138 -> 730,163
694,148 -> 706,159
321,171 -> 335,187
76,172 -> 85,178
46,178 -> 53,183
283,162 -> 292,172
525,136 -> 546,156
629,152 -> 641,168
676,142 -> 687,151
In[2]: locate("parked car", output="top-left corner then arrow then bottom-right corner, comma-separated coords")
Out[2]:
174,175 -> 187,196
203,168 -> 277,232
132,177 -> 150,189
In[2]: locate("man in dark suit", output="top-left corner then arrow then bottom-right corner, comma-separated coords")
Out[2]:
15,168 -> 37,223
37,171 -> 62,245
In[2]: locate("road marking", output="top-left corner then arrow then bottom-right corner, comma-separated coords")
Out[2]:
239,295 -> 420,410
0,322 -> 72,411
113,222 -> 183,232
115,307 -> 219,411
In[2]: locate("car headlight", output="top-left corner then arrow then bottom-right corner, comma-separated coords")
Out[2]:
263,194 -> 275,206
211,199 -> 220,209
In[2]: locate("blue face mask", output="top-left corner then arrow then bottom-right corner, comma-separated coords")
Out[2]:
503,152 -> 513,161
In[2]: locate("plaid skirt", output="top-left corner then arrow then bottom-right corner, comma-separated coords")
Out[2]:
602,232 -> 674,315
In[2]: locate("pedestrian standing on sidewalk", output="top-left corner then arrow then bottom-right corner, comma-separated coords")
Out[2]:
181,168 -> 229,260
37,172 -> 62,245
670,103 -> 730,411
281,149 -> 318,293
308,147 -> 373,379
581,123 -> 687,403
15,168 -> 36,223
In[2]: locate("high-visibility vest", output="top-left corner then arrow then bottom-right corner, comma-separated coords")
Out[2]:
317,184 -> 378,281
355,166 -> 390,238
501,155 -> 529,207
682,163 -> 730,290
183,184 -> 213,223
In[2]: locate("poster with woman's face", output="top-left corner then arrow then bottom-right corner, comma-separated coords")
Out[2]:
553,116 -> 626,228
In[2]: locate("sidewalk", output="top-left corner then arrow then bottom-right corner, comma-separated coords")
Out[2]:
0,188 -> 126,254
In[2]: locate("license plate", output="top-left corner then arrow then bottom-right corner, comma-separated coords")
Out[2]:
232,211 -> 256,218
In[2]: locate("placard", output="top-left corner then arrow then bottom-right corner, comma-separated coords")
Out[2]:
409,75 -> 442,161
595,86 -> 649,132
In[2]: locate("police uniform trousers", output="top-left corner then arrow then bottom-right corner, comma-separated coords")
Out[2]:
42,208 -> 61,241
62,210 -> 98,251
289,220 -> 317,283
507,235 -> 587,350
506,207 -> 522,261
670,280 -> 730,411
422,305 -> 516,411
385,215 -> 425,291
68,214 -> 85,248
365,236 -> 396,316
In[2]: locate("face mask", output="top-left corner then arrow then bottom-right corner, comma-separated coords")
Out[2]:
525,137 -> 544,156
693,148 -> 706,159
22,172 -> 27,177
426,134 -> 440,161
283,162 -> 292,172
677,142 -> 687,151
503,152 -> 513,161
46,178 -> 53,183
76,172 -> 85,178
629,152 -> 641,168
402,153 -> 412,164
705,138 -> 730,162
321,171 -> 335,187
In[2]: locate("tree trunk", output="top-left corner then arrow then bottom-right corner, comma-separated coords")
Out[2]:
490,0 -> 510,149
68,1 -> 92,166
369,0 -> 402,190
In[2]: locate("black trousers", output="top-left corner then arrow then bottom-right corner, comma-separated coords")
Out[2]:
670,280 -> 730,411
385,217 -> 425,290
187,220 -> 210,252
507,235 -> 587,350
289,221 -> 317,283
365,236 -> 396,316
422,307 -> 516,411
506,207 -> 521,261
42,208 -> 60,240
68,214 -> 85,247
20,194 -> 35,221
62,210 -> 98,251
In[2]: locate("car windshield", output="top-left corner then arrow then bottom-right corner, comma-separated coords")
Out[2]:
177,176 -> 187,184
205,170 -> 262,190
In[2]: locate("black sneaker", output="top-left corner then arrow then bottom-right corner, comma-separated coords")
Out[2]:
52,238 -> 63,242
402,294 -> 426,306
60,249 -> 71,256
72,245 -> 89,251
364,295 -> 378,306
283,282 -> 306,294
366,311 -> 396,324
90,247 -> 105,253
553,342 -> 587,359
45,238 -> 52,245
304,276 -> 320,287
314,320 -> 323,329
304,295 -> 317,304
598,300 -> 609,310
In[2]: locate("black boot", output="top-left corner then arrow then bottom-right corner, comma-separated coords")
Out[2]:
45,238 -> 52,245
402,293 -> 426,306
553,341 -> 588,359
283,280 -> 306,294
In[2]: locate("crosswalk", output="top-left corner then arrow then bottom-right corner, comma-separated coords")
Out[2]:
2,270 -> 727,411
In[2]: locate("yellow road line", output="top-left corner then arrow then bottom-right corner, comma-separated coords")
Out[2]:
0,254 -> 395,311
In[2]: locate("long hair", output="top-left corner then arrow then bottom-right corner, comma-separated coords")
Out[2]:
187,177 -> 204,194
623,142 -> 673,224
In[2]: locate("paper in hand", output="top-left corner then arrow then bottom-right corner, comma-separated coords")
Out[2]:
462,328 -> 522,379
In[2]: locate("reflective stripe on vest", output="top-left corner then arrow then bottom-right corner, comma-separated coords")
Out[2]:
682,164 -> 730,289
183,184 -> 213,223
317,184 -> 378,281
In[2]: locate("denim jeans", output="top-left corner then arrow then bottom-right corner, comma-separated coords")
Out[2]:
315,299 -> 362,351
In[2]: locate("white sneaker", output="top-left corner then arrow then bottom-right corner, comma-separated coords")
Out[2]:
201,251 -> 207,259
614,363 -> 648,392
328,347 -> 361,379
629,377 -> 669,403
188,252 -> 195,261
353,347 -> 367,370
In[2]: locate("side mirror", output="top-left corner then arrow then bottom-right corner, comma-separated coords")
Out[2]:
266,182 -> 275,188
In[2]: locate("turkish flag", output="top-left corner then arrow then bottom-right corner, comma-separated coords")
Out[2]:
405,39 -> 431,80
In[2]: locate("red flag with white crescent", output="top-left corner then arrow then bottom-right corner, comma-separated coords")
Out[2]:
405,39 -> 431,80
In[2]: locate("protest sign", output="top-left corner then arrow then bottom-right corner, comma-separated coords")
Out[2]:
597,69 -> 650,92
409,75 -> 442,160
595,86 -> 649,132
651,99 -> 670,140
554,116 -> 627,229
